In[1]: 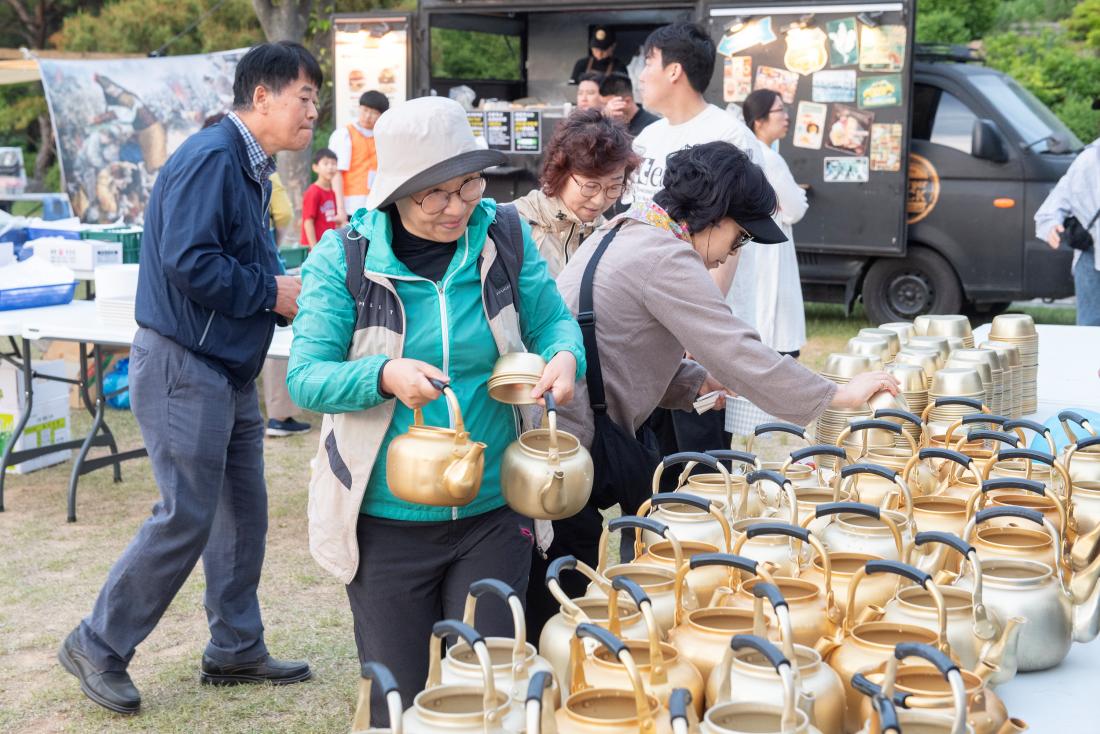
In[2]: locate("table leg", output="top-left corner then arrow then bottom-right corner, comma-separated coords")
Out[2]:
67,344 -> 128,522
0,337 -> 35,513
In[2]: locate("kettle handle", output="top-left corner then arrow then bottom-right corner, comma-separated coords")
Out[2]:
904,448 -> 982,499
883,643 -> 968,734
571,624 -> 653,731
525,671 -> 557,734
784,444 -> 847,491
839,463 -> 915,526
707,449 -> 759,469
874,407 -> 923,429
837,419 -> 918,464
413,379 -> 465,435
729,634 -> 799,731
968,477 -> 1068,544
545,556 -> 606,624
752,582 -> 799,662
669,689 -> 695,734
639,492 -> 733,553
462,579 -> 528,683
353,662 -> 403,734
1004,418 -> 1058,456
1065,435 -> 1100,483
427,619 -> 499,719
736,522 -> 839,624
985,448 -> 1073,505
847,560 -> 952,655
600,516 -> 682,574
675,552 -> 775,626
746,422 -> 810,465
808,502 -> 906,561
965,506 -> 1066,590
962,413 -> 1010,427
966,429 -> 1020,448
652,452 -> 736,518
1059,410 -> 1096,444
745,470 -> 799,525
872,693 -> 903,734
610,576 -> 667,684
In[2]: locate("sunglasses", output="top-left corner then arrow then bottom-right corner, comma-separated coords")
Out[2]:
731,229 -> 754,253
412,177 -> 486,215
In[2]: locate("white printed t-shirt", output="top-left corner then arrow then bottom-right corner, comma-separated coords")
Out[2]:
630,104 -> 762,206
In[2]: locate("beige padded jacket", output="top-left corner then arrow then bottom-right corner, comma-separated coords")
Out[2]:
512,189 -> 602,278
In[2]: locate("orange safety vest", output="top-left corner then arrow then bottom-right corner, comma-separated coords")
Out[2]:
342,124 -> 378,197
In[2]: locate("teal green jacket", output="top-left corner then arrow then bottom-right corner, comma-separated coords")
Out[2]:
287,199 -> 585,521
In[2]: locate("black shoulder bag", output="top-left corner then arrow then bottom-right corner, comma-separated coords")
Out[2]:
1063,207 -> 1099,252
578,221 -> 660,515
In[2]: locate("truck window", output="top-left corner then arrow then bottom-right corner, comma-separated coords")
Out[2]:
431,28 -> 523,81
911,84 -> 977,155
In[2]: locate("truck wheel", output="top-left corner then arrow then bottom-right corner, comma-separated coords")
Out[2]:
862,247 -> 963,324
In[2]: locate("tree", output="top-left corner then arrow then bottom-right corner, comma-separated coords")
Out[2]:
1065,0 -> 1100,51
57,0 -> 261,54
917,0 -> 998,41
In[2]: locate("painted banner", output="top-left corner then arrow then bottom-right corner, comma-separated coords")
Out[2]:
38,49 -> 246,224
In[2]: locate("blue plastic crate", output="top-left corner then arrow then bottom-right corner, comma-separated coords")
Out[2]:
26,226 -> 80,241
0,228 -> 27,247
0,281 -> 76,311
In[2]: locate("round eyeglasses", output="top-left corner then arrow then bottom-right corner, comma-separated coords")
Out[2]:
570,174 -> 627,200
412,177 -> 486,215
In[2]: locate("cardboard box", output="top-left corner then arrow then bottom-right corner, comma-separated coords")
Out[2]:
31,237 -> 122,271
0,394 -> 72,474
0,359 -> 74,413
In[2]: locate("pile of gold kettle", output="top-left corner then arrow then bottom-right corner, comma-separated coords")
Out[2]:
359,388 -> 1100,733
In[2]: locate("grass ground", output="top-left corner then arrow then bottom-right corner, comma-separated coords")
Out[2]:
0,302 -> 1076,732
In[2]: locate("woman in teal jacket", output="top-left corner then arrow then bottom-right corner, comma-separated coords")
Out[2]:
287,97 -> 584,721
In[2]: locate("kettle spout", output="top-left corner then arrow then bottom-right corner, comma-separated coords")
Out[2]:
1070,521 -> 1100,571
975,616 -> 1025,687
537,470 -> 568,517
442,442 -> 486,500
1073,557 -> 1100,643
995,718 -> 1029,734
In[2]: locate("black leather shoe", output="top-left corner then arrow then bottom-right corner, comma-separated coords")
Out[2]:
58,629 -> 141,715
200,654 -> 312,686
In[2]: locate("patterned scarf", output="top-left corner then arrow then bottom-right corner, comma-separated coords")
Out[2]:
624,201 -> 692,244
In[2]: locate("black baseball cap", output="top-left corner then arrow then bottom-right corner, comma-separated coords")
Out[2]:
733,212 -> 787,245
590,26 -> 616,50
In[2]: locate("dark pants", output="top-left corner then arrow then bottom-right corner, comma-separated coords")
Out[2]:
346,507 -> 534,726
78,327 -> 269,671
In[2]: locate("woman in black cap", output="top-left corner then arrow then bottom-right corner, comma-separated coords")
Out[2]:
570,25 -> 628,83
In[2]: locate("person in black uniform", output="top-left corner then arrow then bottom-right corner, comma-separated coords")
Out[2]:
569,26 -> 628,84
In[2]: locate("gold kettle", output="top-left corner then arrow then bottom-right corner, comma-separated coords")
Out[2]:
778,445 -> 855,527
955,505 -> 1100,671
351,662 -> 403,734
501,393 -> 594,520
586,516 -> 683,633
815,559 -> 951,733
729,521 -> 841,647
901,449 -> 979,540
403,620 -> 511,734
635,492 -> 733,607
699,634 -> 824,734
963,490 -> 1066,574
1063,435 -> 1100,567
386,380 -> 486,506
836,421 -> 918,496
558,624 -> 672,734
672,450 -> 756,518
1058,410 -> 1100,483
707,580 -> 846,734
853,642 -> 974,734
581,576 -> 706,716
539,556 -> 648,690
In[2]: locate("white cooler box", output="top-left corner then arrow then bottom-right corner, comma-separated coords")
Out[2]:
0,359 -> 75,473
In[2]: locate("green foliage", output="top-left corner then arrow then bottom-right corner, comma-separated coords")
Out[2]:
1066,0 -> 1100,50
918,0 -> 999,40
994,0 -> 1077,29
430,28 -> 522,81
983,29 -> 1100,142
916,10 -> 971,44
56,0 -> 261,55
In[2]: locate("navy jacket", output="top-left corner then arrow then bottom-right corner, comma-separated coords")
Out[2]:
136,117 -> 281,390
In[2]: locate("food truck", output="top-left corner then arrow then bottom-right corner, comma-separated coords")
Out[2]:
332,0 -> 1079,321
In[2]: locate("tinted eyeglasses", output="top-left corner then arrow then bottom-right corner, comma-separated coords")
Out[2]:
570,174 -> 627,200
731,229 -> 754,253
412,177 -> 486,215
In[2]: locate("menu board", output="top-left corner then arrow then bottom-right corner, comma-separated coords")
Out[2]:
512,111 -> 542,153
332,16 -> 409,128
485,111 -> 513,152
467,111 -> 487,146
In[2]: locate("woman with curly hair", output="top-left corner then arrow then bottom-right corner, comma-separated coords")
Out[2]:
526,141 -> 899,633
512,108 -> 640,278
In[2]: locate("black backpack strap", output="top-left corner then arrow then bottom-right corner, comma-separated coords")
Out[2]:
487,203 -> 525,278
578,220 -> 627,415
341,224 -> 369,301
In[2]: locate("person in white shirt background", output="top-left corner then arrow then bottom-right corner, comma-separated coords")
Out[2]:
630,21 -> 771,456
728,88 -> 809,358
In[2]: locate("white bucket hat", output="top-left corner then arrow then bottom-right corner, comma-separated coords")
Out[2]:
365,97 -> 507,210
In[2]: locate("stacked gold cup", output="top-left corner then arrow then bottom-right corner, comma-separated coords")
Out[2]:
988,314 -> 1038,414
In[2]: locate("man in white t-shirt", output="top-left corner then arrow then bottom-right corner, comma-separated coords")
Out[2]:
631,22 -> 763,207
630,22 -> 772,457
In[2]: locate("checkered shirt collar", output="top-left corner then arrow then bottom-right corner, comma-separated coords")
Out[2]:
227,112 -> 277,181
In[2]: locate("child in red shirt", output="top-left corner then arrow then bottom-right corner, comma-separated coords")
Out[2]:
301,148 -> 340,246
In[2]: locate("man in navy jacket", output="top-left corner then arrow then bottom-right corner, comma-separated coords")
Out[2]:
59,42 -> 320,715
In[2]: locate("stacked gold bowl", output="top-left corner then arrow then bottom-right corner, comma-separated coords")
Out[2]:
884,363 -> 928,445
945,348 -> 1004,416
926,367 -> 986,436
817,352 -> 882,445
922,313 -> 975,348
989,314 -> 1038,414
982,340 -> 1023,417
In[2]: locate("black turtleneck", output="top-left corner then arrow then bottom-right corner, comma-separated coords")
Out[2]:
390,210 -> 458,282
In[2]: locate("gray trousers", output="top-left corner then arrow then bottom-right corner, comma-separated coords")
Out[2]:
346,507 -> 534,726
78,327 -> 269,671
